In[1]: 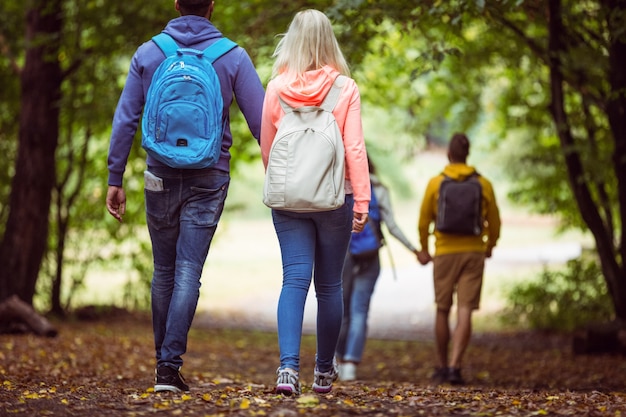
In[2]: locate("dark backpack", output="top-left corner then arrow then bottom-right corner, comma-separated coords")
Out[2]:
349,184 -> 384,260
435,173 -> 483,236
141,33 -> 237,169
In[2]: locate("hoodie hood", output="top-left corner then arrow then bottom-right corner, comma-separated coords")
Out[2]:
273,66 -> 340,108
163,16 -> 222,46
442,163 -> 477,181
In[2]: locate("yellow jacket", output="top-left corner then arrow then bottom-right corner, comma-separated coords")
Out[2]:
418,163 -> 501,256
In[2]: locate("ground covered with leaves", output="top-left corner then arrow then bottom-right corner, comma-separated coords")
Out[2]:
1,313 -> 625,416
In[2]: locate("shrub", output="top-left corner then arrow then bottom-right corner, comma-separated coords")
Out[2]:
500,257 -> 613,332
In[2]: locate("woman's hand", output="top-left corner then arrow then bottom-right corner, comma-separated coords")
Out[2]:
352,212 -> 369,233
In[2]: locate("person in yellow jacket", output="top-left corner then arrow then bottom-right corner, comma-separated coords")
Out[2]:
417,133 -> 501,385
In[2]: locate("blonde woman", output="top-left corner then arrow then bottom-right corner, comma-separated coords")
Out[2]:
261,9 -> 370,395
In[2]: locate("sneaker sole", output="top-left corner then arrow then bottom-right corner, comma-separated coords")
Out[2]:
312,384 -> 332,394
154,384 -> 186,393
276,384 -> 297,396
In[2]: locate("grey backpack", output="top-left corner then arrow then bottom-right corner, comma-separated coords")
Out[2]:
263,75 -> 346,212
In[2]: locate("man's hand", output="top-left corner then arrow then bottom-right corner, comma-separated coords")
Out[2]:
352,212 -> 368,233
106,186 -> 126,223
417,250 -> 432,266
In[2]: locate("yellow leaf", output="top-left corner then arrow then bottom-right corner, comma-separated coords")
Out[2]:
546,396 -> 559,401
253,397 -> 268,405
476,371 -> 490,380
181,394 -> 192,401
296,394 -> 320,407
240,398 -> 251,409
343,398 -> 355,406
61,399 -> 69,405
393,395 -> 403,401
153,400 -> 171,409
202,393 -> 212,402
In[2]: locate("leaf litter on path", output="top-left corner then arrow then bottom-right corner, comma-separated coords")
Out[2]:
1,314 -> 625,416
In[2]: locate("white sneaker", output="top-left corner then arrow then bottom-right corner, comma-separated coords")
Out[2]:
338,362 -> 357,381
312,362 -> 339,394
276,367 -> 301,396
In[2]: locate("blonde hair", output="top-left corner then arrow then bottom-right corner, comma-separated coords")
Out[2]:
271,9 -> 350,80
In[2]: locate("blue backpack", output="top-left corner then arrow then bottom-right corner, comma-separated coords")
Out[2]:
141,33 -> 237,169
349,184 -> 384,260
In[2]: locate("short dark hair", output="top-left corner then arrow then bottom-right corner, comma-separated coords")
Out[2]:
178,0 -> 211,16
448,133 -> 470,162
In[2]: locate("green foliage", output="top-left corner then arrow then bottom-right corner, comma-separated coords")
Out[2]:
501,257 -> 613,332
3,0 -> 624,318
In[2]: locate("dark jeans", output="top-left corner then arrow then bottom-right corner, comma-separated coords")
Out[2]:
145,166 -> 229,369
336,252 -> 381,363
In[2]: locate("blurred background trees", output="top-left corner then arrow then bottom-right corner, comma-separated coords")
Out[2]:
0,0 -> 623,335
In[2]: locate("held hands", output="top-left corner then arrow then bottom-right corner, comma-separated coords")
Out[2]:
352,212 -> 368,233
417,250 -> 432,265
106,186 -> 126,223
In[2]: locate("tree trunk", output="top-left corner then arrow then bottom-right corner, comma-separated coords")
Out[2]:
0,1 -> 63,305
548,0 -> 626,321
0,295 -> 57,337
602,0 -> 626,320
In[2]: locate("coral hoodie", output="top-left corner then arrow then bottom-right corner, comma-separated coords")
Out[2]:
418,163 -> 501,256
260,66 -> 370,213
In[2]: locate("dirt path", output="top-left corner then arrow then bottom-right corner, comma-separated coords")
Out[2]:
194,206 -> 584,340
1,317 -> 624,417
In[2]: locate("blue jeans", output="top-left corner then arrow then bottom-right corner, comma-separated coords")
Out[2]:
145,166 -> 229,369
336,252 -> 381,363
273,195 -> 353,373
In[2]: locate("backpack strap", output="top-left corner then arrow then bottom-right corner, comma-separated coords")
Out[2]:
152,33 -> 179,57
277,96 -> 294,114
152,33 -> 237,62
320,75 -> 347,112
203,37 -> 238,63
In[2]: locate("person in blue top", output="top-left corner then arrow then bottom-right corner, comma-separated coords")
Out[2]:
105,0 -> 265,393
336,158 -> 420,381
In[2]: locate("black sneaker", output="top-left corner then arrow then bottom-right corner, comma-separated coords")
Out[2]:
155,366 -> 190,393
448,367 -> 465,385
431,367 -> 448,385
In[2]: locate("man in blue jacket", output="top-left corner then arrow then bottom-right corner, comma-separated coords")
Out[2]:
105,0 -> 265,393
